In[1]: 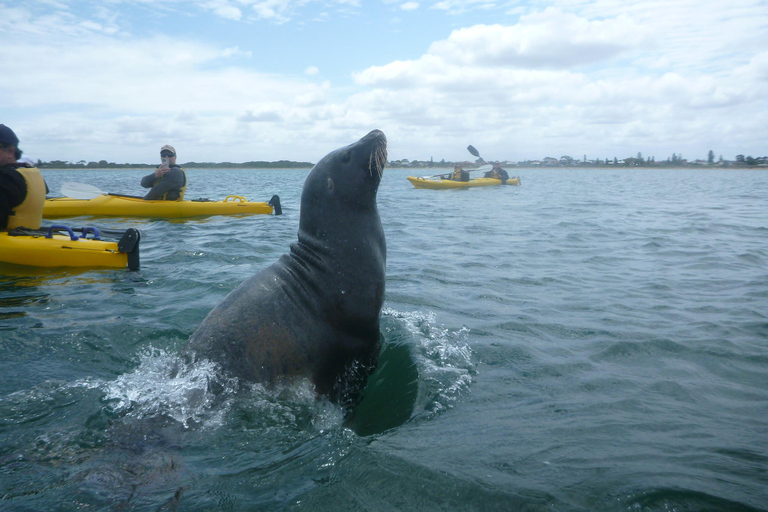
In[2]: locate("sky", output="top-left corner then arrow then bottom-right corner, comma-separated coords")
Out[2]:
1,0 -> 767,165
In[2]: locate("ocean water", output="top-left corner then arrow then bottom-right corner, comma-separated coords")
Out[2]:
1,165 -> 766,511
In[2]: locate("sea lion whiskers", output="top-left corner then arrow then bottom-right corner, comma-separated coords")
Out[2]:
368,139 -> 387,178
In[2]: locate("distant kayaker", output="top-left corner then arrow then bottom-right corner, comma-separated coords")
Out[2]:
0,124 -> 47,230
141,144 -> 187,200
484,161 -> 510,184
446,163 -> 470,182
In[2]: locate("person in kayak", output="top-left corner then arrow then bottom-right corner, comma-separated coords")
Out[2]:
140,144 -> 187,200
0,124 -> 47,230
484,161 -> 510,183
445,163 -> 469,181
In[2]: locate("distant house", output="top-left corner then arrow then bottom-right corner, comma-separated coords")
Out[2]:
542,157 -> 559,166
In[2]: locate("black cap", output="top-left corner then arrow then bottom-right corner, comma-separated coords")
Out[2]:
0,124 -> 19,147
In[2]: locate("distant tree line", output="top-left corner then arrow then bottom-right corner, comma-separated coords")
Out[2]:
36,160 -> 153,169
183,160 -> 314,169
32,151 -> 767,170
389,150 -> 767,169
34,159 -> 314,169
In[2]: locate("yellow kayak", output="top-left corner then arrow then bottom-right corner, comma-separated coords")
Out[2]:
43,194 -> 281,219
0,226 -> 140,270
407,176 -> 520,189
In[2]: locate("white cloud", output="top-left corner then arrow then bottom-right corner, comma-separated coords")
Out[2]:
353,9 -> 649,89
221,46 -> 252,58
433,9 -> 646,69
348,5 -> 767,161
431,0 -> 498,14
202,0 -> 243,21
401,2 -> 419,11
1,0 -> 767,163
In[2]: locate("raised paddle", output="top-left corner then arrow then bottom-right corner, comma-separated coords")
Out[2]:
60,182 -> 143,200
467,144 -> 483,162
468,145 -> 512,183
466,164 -> 493,174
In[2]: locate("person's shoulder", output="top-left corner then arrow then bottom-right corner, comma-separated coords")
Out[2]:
0,163 -> 24,174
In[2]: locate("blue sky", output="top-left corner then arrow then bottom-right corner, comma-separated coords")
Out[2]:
1,0 -> 767,165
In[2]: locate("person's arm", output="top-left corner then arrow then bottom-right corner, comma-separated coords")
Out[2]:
143,166 -> 184,200
140,171 -> 158,188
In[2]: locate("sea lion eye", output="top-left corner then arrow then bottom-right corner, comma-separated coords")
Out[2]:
327,177 -> 334,191
341,151 -> 351,164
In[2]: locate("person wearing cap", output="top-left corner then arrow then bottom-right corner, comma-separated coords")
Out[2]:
484,161 -> 509,183
0,124 -> 47,230
140,144 -> 187,200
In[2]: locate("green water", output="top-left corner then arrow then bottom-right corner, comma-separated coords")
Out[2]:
1,166 -> 766,511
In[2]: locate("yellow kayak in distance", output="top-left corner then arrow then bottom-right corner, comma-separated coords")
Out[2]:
406,176 -> 521,189
0,226 -> 140,270
43,194 -> 282,219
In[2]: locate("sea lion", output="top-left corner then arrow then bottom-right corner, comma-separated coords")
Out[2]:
185,130 -> 387,405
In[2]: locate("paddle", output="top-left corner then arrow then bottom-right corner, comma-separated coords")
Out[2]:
418,163 -> 492,179
467,164 -> 493,174
60,182 -> 143,200
414,144 -> 493,179
467,144 -> 484,162
468,145 -> 512,183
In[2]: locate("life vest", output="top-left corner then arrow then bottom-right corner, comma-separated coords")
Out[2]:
150,166 -> 187,200
8,166 -> 45,230
451,169 -> 469,181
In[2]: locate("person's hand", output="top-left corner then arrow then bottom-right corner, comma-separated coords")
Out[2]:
155,164 -> 170,178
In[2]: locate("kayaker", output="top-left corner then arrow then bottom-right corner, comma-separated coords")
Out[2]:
0,124 -> 47,230
447,163 -> 469,182
140,144 -> 187,200
484,161 -> 510,184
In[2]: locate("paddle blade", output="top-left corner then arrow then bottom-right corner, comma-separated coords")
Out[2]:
467,145 -> 480,158
60,182 -> 106,200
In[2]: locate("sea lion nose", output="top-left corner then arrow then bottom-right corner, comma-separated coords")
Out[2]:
366,129 -> 386,141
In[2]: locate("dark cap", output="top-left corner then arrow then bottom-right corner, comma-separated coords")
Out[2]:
0,124 -> 19,147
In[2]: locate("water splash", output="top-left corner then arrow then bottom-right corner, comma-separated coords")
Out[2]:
236,379 -> 346,434
382,308 -> 473,416
101,347 -> 238,429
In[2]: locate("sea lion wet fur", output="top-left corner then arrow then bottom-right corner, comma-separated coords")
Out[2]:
185,130 -> 388,405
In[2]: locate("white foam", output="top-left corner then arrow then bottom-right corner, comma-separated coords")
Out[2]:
101,347 -> 237,429
382,308 -> 474,415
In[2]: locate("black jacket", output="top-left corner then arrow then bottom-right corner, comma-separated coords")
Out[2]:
0,164 -> 28,230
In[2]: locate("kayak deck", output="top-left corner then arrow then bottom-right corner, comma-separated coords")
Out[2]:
0,226 -> 141,270
407,176 -> 520,189
43,194 -> 282,219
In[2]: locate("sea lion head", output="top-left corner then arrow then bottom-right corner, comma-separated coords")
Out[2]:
299,130 -> 387,237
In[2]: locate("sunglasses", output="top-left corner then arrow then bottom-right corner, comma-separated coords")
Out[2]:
160,151 -> 175,157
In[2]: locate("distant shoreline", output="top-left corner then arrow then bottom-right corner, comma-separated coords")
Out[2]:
37,164 -> 767,171
32,154 -> 767,170
32,159 -> 767,171
37,161 -> 315,170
